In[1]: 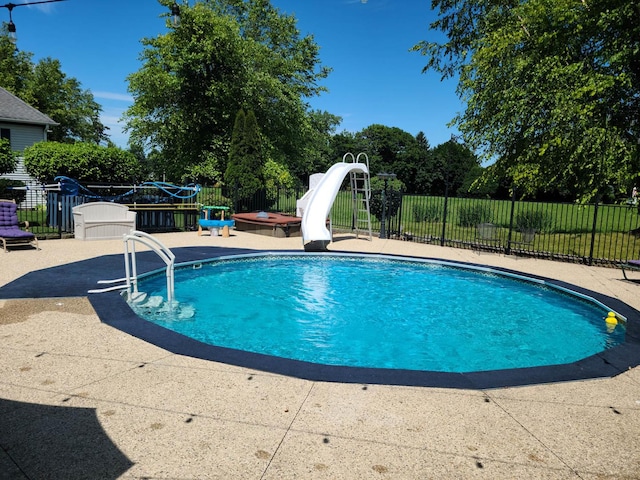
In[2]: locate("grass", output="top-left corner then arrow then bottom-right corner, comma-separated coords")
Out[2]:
330,192 -> 640,264
16,188 -> 640,263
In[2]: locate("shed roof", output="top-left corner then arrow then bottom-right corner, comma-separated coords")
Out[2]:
0,87 -> 58,126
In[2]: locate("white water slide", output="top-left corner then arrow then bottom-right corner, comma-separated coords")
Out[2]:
301,161 -> 369,251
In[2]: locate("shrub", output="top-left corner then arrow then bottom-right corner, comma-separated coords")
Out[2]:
412,203 -> 441,223
370,189 -> 402,221
199,192 -> 234,215
515,210 -> 554,233
458,204 -> 493,227
0,138 -> 17,175
23,141 -> 143,183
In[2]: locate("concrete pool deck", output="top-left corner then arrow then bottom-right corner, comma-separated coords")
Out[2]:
1,231 -> 640,478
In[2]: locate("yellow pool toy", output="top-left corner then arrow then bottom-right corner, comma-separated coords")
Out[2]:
605,312 -> 618,326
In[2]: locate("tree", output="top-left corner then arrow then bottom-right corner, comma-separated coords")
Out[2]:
0,29 -> 33,99
125,0 -> 330,183
410,131 -> 433,194
0,32 -> 108,144
224,109 -> 264,211
429,139 -> 481,197
355,125 -> 424,193
297,110 -> 342,179
414,0 -> 640,202
29,59 -> 108,144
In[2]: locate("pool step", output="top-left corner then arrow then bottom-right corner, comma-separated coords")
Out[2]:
128,295 -> 196,320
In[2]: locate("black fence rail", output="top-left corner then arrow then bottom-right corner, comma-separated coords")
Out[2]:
368,192 -> 640,266
8,182 -> 640,266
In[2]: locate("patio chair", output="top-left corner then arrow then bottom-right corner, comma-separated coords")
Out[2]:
620,260 -> 640,282
476,222 -> 501,244
0,199 -> 39,252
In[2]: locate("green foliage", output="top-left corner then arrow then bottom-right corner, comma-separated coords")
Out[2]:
199,191 -> 234,215
515,210 -> 554,234
125,0 -> 330,183
458,204 -> 493,227
183,151 -> 223,185
23,142 -> 143,183
0,179 -> 26,204
264,159 -> 295,190
353,125 -> 429,194
412,203 -> 441,223
415,0 -> 640,203
297,110 -> 343,179
369,189 -> 402,222
0,33 -> 107,144
369,177 -> 404,221
429,139 -> 481,197
0,138 -> 16,175
224,109 -> 265,210
29,58 -> 107,144
264,158 -> 296,206
0,31 -> 33,98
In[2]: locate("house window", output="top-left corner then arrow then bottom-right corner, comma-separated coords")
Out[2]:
0,128 -> 10,145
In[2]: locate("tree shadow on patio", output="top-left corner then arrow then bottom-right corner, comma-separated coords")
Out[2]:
0,398 -> 133,479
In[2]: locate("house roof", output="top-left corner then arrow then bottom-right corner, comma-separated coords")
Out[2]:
0,87 -> 58,126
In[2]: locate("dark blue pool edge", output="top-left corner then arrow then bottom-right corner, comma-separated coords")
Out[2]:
3,246 -> 640,390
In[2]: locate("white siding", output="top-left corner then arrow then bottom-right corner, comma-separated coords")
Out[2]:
0,158 -> 46,209
0,122 -> 47,152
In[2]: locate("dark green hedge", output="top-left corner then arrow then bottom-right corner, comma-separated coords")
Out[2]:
23,142 -> 142,183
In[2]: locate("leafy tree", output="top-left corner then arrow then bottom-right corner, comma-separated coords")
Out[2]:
414,0 -> 640,202
125,0 -> 330,183
410,131 -> 433,194
297,110 -> 342,179
329,131 -> 360,166
29,58 -> 108,144
429,139 -> 480,197
0,32 -> 108,144
0,30 -> 33,98
355,125 -> 424,193
0,138 -> 16,175
224,109 -> 264,210
264,158 -> 296,206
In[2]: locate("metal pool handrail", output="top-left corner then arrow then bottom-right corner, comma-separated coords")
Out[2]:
123,230 -> 175,304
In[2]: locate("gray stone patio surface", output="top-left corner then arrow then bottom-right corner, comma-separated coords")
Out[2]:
1,230 -> 639,479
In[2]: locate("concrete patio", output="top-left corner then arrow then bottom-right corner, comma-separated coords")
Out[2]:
1,230 -> 639,479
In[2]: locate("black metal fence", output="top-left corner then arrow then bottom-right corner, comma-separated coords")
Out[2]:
9,183 -> 640,266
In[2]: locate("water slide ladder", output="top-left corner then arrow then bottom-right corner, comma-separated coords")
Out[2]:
346,152 -> 372,241
88,230 -> 175,306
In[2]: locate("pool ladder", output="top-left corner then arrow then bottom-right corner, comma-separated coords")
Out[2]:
345,152 -> 372,240
88,230 -> 175,305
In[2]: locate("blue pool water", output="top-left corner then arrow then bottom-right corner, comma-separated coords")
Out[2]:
131,254 -> 625,373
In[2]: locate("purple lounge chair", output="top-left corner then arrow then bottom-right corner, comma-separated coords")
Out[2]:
0,199 -> 39,252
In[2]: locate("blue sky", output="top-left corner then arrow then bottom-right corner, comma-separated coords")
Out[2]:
4,0 -> 463,149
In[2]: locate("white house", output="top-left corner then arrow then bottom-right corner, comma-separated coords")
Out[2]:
0,86 -> 58,207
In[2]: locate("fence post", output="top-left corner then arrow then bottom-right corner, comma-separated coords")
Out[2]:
440,183 -> 449,247
57,195 -> 63,239
588,199 -> 599,265
506,187 -> 516,255
395,191 -> 404,238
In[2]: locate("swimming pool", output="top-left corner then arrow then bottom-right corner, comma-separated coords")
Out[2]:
129,253 -> 626,374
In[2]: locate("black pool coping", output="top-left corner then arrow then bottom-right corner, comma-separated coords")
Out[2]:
2,246 -> 640,390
